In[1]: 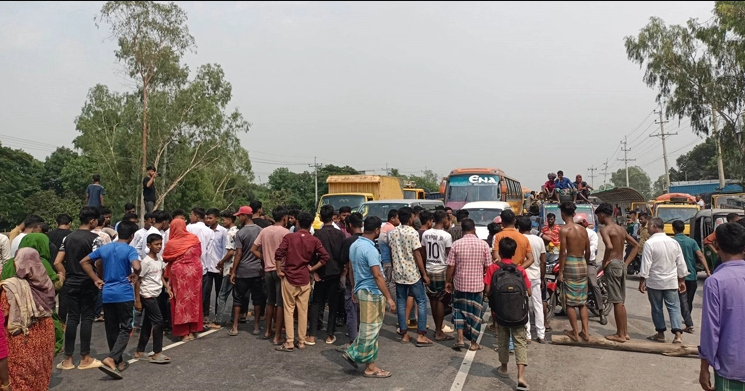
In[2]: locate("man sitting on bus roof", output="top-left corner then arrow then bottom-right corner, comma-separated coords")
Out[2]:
553,170 -> 576,203
541,173 -> 557,203
574,174 -> 593,204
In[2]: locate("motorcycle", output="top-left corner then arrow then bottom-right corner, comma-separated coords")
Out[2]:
545,260 -> 612,322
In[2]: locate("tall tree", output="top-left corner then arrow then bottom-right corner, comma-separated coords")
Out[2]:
652,174 -> 667,198
610,166 -> 653,200
97,1 -> 196,215
0,143 -> 43,230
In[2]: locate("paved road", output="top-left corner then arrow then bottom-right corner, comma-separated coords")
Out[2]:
51,243 -> 704,391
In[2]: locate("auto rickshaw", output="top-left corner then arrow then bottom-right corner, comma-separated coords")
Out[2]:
689,209 -> 745,271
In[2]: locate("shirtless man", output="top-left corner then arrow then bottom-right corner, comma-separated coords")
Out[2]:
558,202 -> 591,342
595,202 -> 639,342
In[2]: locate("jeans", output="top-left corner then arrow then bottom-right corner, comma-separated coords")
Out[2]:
64,283 -> 98,357
344,285 -> 359,343
145,201 -> 155,213
395,278 -> 427,335
679,290 -> 693,328
136,297 -> 164,354
215,275 -> 233,324
202,272 -> 223,319
586,263 -> 604,313
308,277 -> 341,338
103,301 -> 134,364
647,288 -> 683,334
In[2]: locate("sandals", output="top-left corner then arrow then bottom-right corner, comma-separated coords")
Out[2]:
342,352 -> 359,369
98,365 -> 123,380
149,355 -> 171,364
435,334 -> 454,342
228,330 -> 239,336
56,362 -> 75,370
363,369 -> 391,378
683,327 -> 694,334
452,342 -> 467,351
468,344 -> 483,351
517,382 -> 530,390
326,336 -> 337,344
77,359 -> 103,370
275,345 -> 294,352
646,335 -> 666,343
415,340 -> 434,348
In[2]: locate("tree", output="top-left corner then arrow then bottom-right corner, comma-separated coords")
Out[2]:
624,2 -> 745,181
610,166 -> 652,200
403,169 -> 441,193
97,1 -> 196,215
652,175 -> 666,198
0,143 -> 43,230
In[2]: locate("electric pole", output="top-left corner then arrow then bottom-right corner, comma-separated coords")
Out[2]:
618,136 -> 636,187
601,159 -> 609,188
651,106 -> 675,191
587,166 -> 597,188
309,157 -> 322,207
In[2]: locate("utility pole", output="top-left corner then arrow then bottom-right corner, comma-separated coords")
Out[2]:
651,106 -> 675,191
587,166 -> 597,188
309,157 -> 322,207
712,107 -> 726,189
618,136 -> 636,187
601,159 -> 609,188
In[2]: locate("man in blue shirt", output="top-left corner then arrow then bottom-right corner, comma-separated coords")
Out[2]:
553,170 -> 576,203
85,175 -> 106,207
342,216 -> 396,379
81,220 -> 141,379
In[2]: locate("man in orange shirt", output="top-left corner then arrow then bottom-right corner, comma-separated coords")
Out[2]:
492,210 -> 534,268
703,213 -> 740,253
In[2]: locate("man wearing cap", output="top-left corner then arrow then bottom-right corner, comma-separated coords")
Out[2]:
574,214 -> 607,325
229,206 -> 265,336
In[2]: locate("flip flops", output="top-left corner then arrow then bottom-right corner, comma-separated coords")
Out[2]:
647,335 -> 666,343
77,359 -> 103,370
56,362 -> 75,370
415,340 -> 433,348
517,382 -> 530,390
452,342 -> 466,351
326,336 -> 337,344
149,355 -> 171,364
435,335 -> 454,342
305,340 -> 317,346
468,344 -> 483,351
363,369 -> 391,378
98,365 -> 122,380
683,327 -> 694,334
342,352 -> 359,369
275,345 -> 294,352
228,330 -> 239,336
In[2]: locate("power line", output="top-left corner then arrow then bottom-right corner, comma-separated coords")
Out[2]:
651,106 -> 675,190
618,136 -> 636,187
587,166 -> 597,188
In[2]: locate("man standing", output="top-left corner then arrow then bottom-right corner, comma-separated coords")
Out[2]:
389,207 -> 432,346
187,207 -> 214,322
48,214 -> 73,249
250,201 -> 271,229
337,206 -> 352,237
229,206 -> 264,336
85,174 -> 105,207
80,221 -> 141,379
445,219 -> 491,351
204,209 -> 227,327
493,210 -> 533,267
143,166 -> 157,213
671,220 -> 711,334
698,222 -> 745,391
337,213 -> 363,352
558,202 -> 591,342
341,216 -> 395,378
378,209 -> 400,297
519,216 -> 547,343
274,212 -> 329,352
639,217 -> 688,344
250,206 -> 290,344
54,207 -> 103,370
695,195 -> 705,209
215,210 -> 238,327
421,210 -> 453,342
595,202 -> 639,343
574,214 -> 607,325
448,210 -> 469,242
309,205 -> 347,345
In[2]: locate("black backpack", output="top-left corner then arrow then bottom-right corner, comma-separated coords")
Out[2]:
490,262 -> 529,327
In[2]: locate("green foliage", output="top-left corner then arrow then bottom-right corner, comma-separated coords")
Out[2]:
652,175 -> 666,198
610,166 -> 652,200
0,143 -> 43,229
24,190 -> 82,228
266,165 -> 359,212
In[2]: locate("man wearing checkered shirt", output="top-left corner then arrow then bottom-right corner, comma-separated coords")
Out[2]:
446,219 -> 492,351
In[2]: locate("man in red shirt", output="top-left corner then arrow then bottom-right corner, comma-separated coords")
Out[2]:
274,212 -> 329,352
541,173 -> 557,202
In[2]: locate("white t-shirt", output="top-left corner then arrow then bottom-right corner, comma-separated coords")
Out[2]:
139,255 -> 164,298
421,228 -> 453,273
10,233 -> 26,258
586,228 -> 598,263
223,226 -> 239,277
524,233 -> 546,281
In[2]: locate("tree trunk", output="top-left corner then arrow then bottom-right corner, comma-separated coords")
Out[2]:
551,335 -> 698,357
140,84 -> 148,224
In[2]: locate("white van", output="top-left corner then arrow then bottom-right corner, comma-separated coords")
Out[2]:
461,201 -> 513,240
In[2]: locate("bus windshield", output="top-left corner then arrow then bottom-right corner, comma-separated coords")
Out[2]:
320,195 -> 366,211
656,207 -> 699,223
447,174 -> 500,203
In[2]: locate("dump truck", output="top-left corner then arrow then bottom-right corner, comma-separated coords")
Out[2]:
652,194 -> 700,236
313,175 -> 404,229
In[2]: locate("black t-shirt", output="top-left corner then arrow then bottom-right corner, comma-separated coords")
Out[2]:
60,230 -> 101,287
47,228 -> 71,249
143,177 -> 156,202
253,218 -> 271,229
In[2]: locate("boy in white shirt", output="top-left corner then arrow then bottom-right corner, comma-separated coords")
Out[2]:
134,233 -> 173,363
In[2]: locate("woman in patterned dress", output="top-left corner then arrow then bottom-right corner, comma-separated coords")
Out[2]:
162,219 -> 204,341
0,247 -> 56,391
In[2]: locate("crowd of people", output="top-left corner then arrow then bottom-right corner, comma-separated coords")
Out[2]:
0,179 -> 742,390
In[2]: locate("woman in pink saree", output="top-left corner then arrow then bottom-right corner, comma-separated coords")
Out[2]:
162,219 -> 203,341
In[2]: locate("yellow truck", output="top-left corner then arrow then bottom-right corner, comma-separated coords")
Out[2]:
313,175 -> 404,229
403,182 -> 426,200
652,196 -> 700,236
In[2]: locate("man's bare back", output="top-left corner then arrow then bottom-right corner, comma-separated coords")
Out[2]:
561,221 -> 589,260
600,223 -> 639,269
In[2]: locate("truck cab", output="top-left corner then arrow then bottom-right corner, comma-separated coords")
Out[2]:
313,175 -> 404,230
652,197 -> 700,236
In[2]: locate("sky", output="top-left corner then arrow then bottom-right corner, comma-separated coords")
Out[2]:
0,1 -> 716,191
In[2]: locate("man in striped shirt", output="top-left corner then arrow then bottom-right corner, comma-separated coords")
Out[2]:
446,219 -> 491,351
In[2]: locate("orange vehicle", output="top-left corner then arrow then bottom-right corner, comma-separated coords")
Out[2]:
440,168 -> 522,212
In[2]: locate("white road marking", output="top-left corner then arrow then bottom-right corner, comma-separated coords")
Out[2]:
127,328 -> 220,364
449,313 -> 490,391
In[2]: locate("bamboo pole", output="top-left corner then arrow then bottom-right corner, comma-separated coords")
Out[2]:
551,335 -> 698,357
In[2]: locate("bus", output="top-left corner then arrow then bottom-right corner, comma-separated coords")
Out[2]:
439,168 -> 523,212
